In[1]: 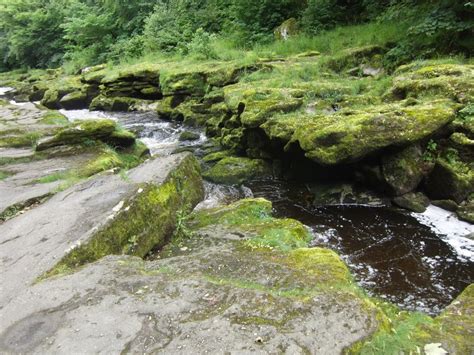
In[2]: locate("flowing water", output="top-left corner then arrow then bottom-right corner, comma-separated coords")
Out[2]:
13,102 -> 474,315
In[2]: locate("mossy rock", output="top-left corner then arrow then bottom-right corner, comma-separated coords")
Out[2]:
202,150 -> 234,163
46,154 -> 204,276
274,18 -> 299,40
89,95 -> 138,112
188,198 -> 312,252
388,64 -> 474,102
106,129 -> 137,148
382,145 -> 427,196
40,89 -> 60,109
425,158 -> 474,203
393,192 -> 430,213
430,284 -> 474,353
179,131 -> 200,142
457,202 -> 474,224
59,91 -> 89,110
431,199 -> 459,212
326,45 -> 386,72
36,119 -> 136,151
0,131 -> 44,148
289,102 -> 456,165
160,71 -> 207,96
39,111 -> 69,126
448,132 -> 474,161
203,156 -> 272,185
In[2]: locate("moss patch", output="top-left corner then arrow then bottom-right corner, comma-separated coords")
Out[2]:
43,154 -> 204,278
203,156 -> 272,185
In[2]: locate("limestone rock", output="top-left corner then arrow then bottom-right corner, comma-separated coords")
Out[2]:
425,158 -> 474,203
36,119 -> 135,151
290,102 -> 456,165
203,156 -> 272,185
393,192 -> 430,213
274,18 -> 299,40
179,131 -> 200,142
0,153 -> 204,305
382,145 -> 427,196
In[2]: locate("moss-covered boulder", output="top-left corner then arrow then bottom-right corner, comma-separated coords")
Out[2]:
382,145 -> 428,196
160,71 -> 207,97
457,201 -> 474,224
36,119 -> 136,151
393,192 -> 430,213
290,102 -> 456,165
425,158 -> 474,203
179,131 -> 200,141
274,18 -> 299,40
388,64 -> 474,102
431,199 -> 459,212
89,95 -> 137,112
429,284 -> 474,353
203,156 -> 272,185
202,150 -> 235,163
59,91 -> 89,110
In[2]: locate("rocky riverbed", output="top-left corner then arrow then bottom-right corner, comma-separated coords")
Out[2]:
0,49 -> 473,353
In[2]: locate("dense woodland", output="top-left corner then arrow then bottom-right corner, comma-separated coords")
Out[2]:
0,0 -> 472,73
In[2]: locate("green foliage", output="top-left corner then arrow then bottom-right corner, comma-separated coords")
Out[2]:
0,0 -> 471,71
0,0 -> 69,69
423,139 -> 438,163
186,28 -> 218,59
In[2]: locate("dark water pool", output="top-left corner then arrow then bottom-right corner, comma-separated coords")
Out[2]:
246,179 -> 474,315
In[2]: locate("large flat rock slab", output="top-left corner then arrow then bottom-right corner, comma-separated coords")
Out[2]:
0,154 -> 94,214
0,153 -> 202,307
0,243 -> 378,354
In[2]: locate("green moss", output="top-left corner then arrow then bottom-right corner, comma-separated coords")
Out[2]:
290,101 -> 456,165
189,198 -> 273,229
89,95 -> 138,111
392,192 -> 430,213
381,145 -> 426,196
160,70 -> 207,96
33,171 -> 68,184
59,91 -> 89,109
425,158 -> 474,203
286,248 -> 351,284
203,156 -> 272,185
325,45 -> 385,72
457,203 -> 474,223
43,154 -> 204,278
0,131 -> 43,148
243,218 -> 311,252
0,170 -> 12,180
38,111 -> 69,125
36,119 -> 136,151
179,131 -> 200,141
202,150 -> 235,163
